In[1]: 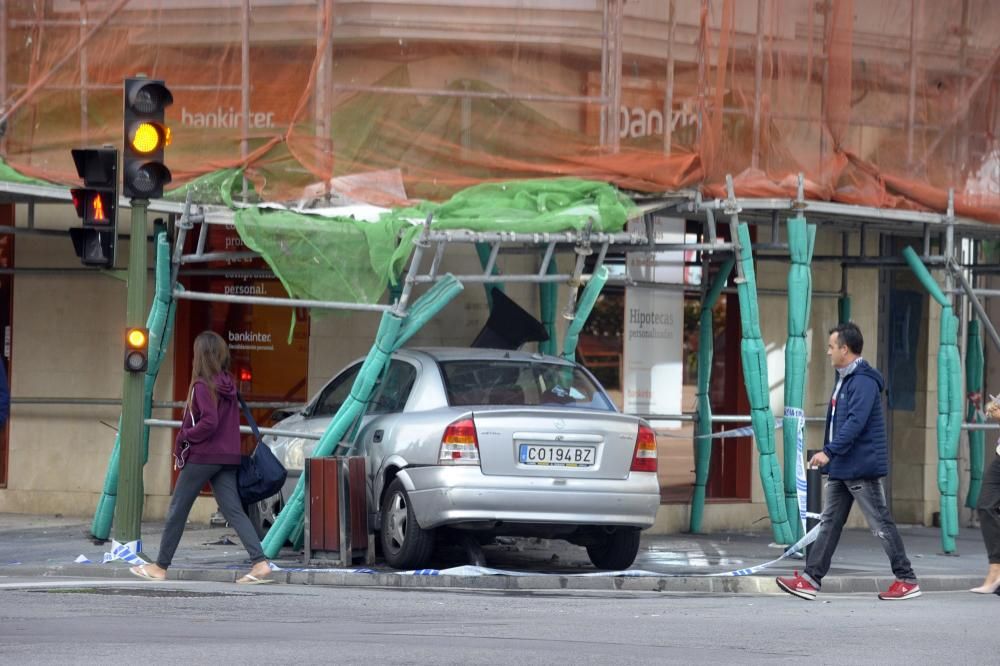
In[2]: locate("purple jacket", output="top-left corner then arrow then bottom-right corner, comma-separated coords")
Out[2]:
175,372 -> 242,466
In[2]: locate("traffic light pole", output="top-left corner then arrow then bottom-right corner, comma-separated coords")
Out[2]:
114,199 -> 149,546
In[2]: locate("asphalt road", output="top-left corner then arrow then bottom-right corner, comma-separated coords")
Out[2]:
0,577 -> 996,664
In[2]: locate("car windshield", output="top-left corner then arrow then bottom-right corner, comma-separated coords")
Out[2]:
439,360 -> 614,411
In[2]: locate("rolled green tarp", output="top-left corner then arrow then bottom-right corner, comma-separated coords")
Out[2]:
689,258 -> 734,534
965,320 -> 985,509
735,223 -> 794,545
90,232 -> 178,540
539,257 -> 559,356
261,275 -> 465,558
561,266 -> 608,362
902,246 -> 961,553
782,216 -> 816,540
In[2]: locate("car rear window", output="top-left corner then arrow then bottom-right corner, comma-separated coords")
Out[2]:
439,360 -> 614,411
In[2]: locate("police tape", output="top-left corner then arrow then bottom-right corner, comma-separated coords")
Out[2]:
251,522 -> 823,579
101,539 -> 145,565
83,530 -> 825,578
787,406 -> 808,534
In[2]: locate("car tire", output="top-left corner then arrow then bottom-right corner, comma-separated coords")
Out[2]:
245,495 -> 281,541
380,478 -> 435,569
585,527 -> 641,570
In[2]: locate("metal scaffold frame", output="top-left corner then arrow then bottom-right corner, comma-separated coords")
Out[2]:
0,166 -> 997,552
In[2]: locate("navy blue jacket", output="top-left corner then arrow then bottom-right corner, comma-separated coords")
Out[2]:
821,360 -> 888,480
0,357 -> 9,428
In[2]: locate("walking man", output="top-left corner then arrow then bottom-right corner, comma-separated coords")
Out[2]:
776,322 -> 920,601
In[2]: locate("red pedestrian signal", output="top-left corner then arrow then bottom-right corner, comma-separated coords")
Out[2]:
71,189 -> 114,226
68,147 -> 118,268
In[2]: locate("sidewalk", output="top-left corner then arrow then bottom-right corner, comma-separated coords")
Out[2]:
0,512 -> 989,594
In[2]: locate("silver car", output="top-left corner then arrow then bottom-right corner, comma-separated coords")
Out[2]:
257,348 -> 660,570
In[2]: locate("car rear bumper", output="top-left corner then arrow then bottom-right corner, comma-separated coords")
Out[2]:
398,466 -> 660,530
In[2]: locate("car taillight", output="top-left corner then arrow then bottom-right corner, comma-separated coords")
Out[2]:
630,424 -> 657,473
439,417 -> 480,465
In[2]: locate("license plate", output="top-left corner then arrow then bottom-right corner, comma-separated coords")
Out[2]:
518,444 -> 595,467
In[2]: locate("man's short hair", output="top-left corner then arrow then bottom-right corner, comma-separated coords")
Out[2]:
829,322 -> 864,355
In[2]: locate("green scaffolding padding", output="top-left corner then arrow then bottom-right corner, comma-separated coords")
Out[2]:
539,257 -> 559,356
965,320 -> 985,508
838,296 -> 851,324
90,233 -> 179,540
475,242 -> 505,310
735,223 -> 794,545
902,247 -> 950,307
782,216 -> 816,540
234,178 -> 635,310
261,275 -> 465,558
689,258 -> 734,534
739,338 -> 770,411
902,246 -> 962,552
561,266 -> 608,361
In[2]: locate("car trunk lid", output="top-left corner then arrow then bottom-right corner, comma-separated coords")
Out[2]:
471,408 -> 640,480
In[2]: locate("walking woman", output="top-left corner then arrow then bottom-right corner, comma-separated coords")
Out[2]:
130,331 -> 273,584
971,394 -> 1000,594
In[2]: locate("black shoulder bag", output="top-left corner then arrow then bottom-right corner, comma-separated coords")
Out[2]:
237,393 -> 288,505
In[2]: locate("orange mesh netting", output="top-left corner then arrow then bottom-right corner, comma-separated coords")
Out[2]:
0,0 -> 998,221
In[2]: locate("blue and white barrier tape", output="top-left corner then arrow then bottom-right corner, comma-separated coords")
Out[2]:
786,406 -> 808,533
101,540 -> 145,565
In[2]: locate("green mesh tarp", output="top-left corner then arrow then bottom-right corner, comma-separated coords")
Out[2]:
0,158 -> 57,186
234,178 -> 636,307
163,168 -> 258,206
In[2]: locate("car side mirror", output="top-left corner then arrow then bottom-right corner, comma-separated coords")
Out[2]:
270,407 -> 300,423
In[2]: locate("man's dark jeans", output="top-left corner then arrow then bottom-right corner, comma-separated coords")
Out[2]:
803,477 -> 917,587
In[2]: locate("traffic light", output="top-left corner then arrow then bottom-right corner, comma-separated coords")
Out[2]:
124,327 -> 149,373
123,78 -> 172,199
68,147 -> 118,268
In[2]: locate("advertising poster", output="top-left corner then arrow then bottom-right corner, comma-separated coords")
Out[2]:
623,217 -> 685,422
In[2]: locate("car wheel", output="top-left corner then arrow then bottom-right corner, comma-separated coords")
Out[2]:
585,528 -> 641,570
380,478 -> 435,569
245,495 -> 281,541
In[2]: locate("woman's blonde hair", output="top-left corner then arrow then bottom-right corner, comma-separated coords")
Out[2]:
189,330 -> 230,405
987,396 -> 1000,422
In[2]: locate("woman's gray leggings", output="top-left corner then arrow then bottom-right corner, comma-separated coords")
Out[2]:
156,463 -> 266,569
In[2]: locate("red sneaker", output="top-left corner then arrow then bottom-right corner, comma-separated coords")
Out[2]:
775,571 -> 817,600
878,580 -> 921,600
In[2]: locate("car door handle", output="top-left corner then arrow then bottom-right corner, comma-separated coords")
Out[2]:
373,429 -> 384,443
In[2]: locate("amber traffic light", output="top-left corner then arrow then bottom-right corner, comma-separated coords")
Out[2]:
124,327 -> 149,373
123,78 -> 172,199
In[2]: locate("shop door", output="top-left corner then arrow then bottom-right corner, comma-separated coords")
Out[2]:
706,292 -> 752,500
172,224 -> 309,488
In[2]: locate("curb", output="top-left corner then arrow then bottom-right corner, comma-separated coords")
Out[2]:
2,564 -> 982,595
